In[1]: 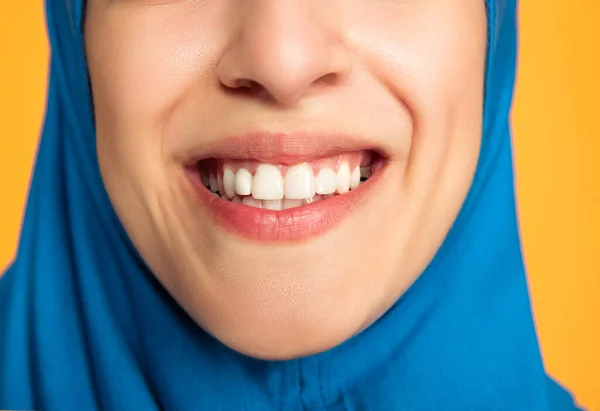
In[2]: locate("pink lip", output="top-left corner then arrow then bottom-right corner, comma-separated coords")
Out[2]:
182,131 -> 390,165
188,169 -> 381,242
183,131 -> 387,242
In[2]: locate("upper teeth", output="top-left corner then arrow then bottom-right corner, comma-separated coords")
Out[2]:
336,163 -> 351,195
284,163 -> 316,200
222,168 -> 236,199
315,168 -> 337,195
350,167 -> 361,189
202,161 -> 371,207
234,168 -> 253,196
253,164 -> 285,200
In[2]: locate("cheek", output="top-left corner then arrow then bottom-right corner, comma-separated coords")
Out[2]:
393,9 -> 486,178
350,3 -> 486,187
404,8 -> 487,242
416,6 -> 487,141
85,4 -> 226,162
351,3 -> 486,261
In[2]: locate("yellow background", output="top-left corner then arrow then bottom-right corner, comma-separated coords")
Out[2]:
0,1 -> 598,409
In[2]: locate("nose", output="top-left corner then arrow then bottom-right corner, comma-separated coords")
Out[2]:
216,1 -> 352,106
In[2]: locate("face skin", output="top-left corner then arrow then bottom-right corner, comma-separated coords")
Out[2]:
84,0 -> 487,360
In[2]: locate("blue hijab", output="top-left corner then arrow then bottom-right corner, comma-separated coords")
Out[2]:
0,1 -> 583,409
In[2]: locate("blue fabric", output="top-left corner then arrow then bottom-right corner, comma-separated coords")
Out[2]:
0,0 -> 584,409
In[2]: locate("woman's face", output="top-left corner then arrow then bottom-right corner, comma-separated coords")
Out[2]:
85,1 -> 487,359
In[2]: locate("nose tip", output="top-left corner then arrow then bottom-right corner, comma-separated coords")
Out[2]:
216,4 -> 351,106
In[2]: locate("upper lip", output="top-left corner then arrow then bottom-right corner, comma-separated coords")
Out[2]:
182,131 -> 390,166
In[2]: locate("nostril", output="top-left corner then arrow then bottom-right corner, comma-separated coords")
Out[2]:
234,78 -> 262,90
221,78 -> 270,99
315,72 -> 339,86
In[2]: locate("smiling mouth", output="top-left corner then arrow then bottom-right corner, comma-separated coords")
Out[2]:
197,150 -> 379,209
185,133 -> 388,242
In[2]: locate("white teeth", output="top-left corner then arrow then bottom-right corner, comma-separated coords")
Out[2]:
350,167 -> 360,190
285,163 -> 316,200
235,168 -> 253,196
252,164 -> 284,200
315,168 -> 337,195
242,196 -> 262,208
304,195 -> 322,204
209,173 -> 219,193
223,168 -> 236,199
208,159 -> 372,206
262,199 -> 283,211
237,195 -> 322,210
336,163 -> 351,194
283,198 -> 304,210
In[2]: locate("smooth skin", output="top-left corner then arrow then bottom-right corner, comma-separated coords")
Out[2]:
84,0 -> 487,360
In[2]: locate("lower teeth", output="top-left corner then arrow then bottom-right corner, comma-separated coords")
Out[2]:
212,192 -> 343,210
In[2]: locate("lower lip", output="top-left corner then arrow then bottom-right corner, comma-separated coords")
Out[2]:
186,165 -> 383,243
